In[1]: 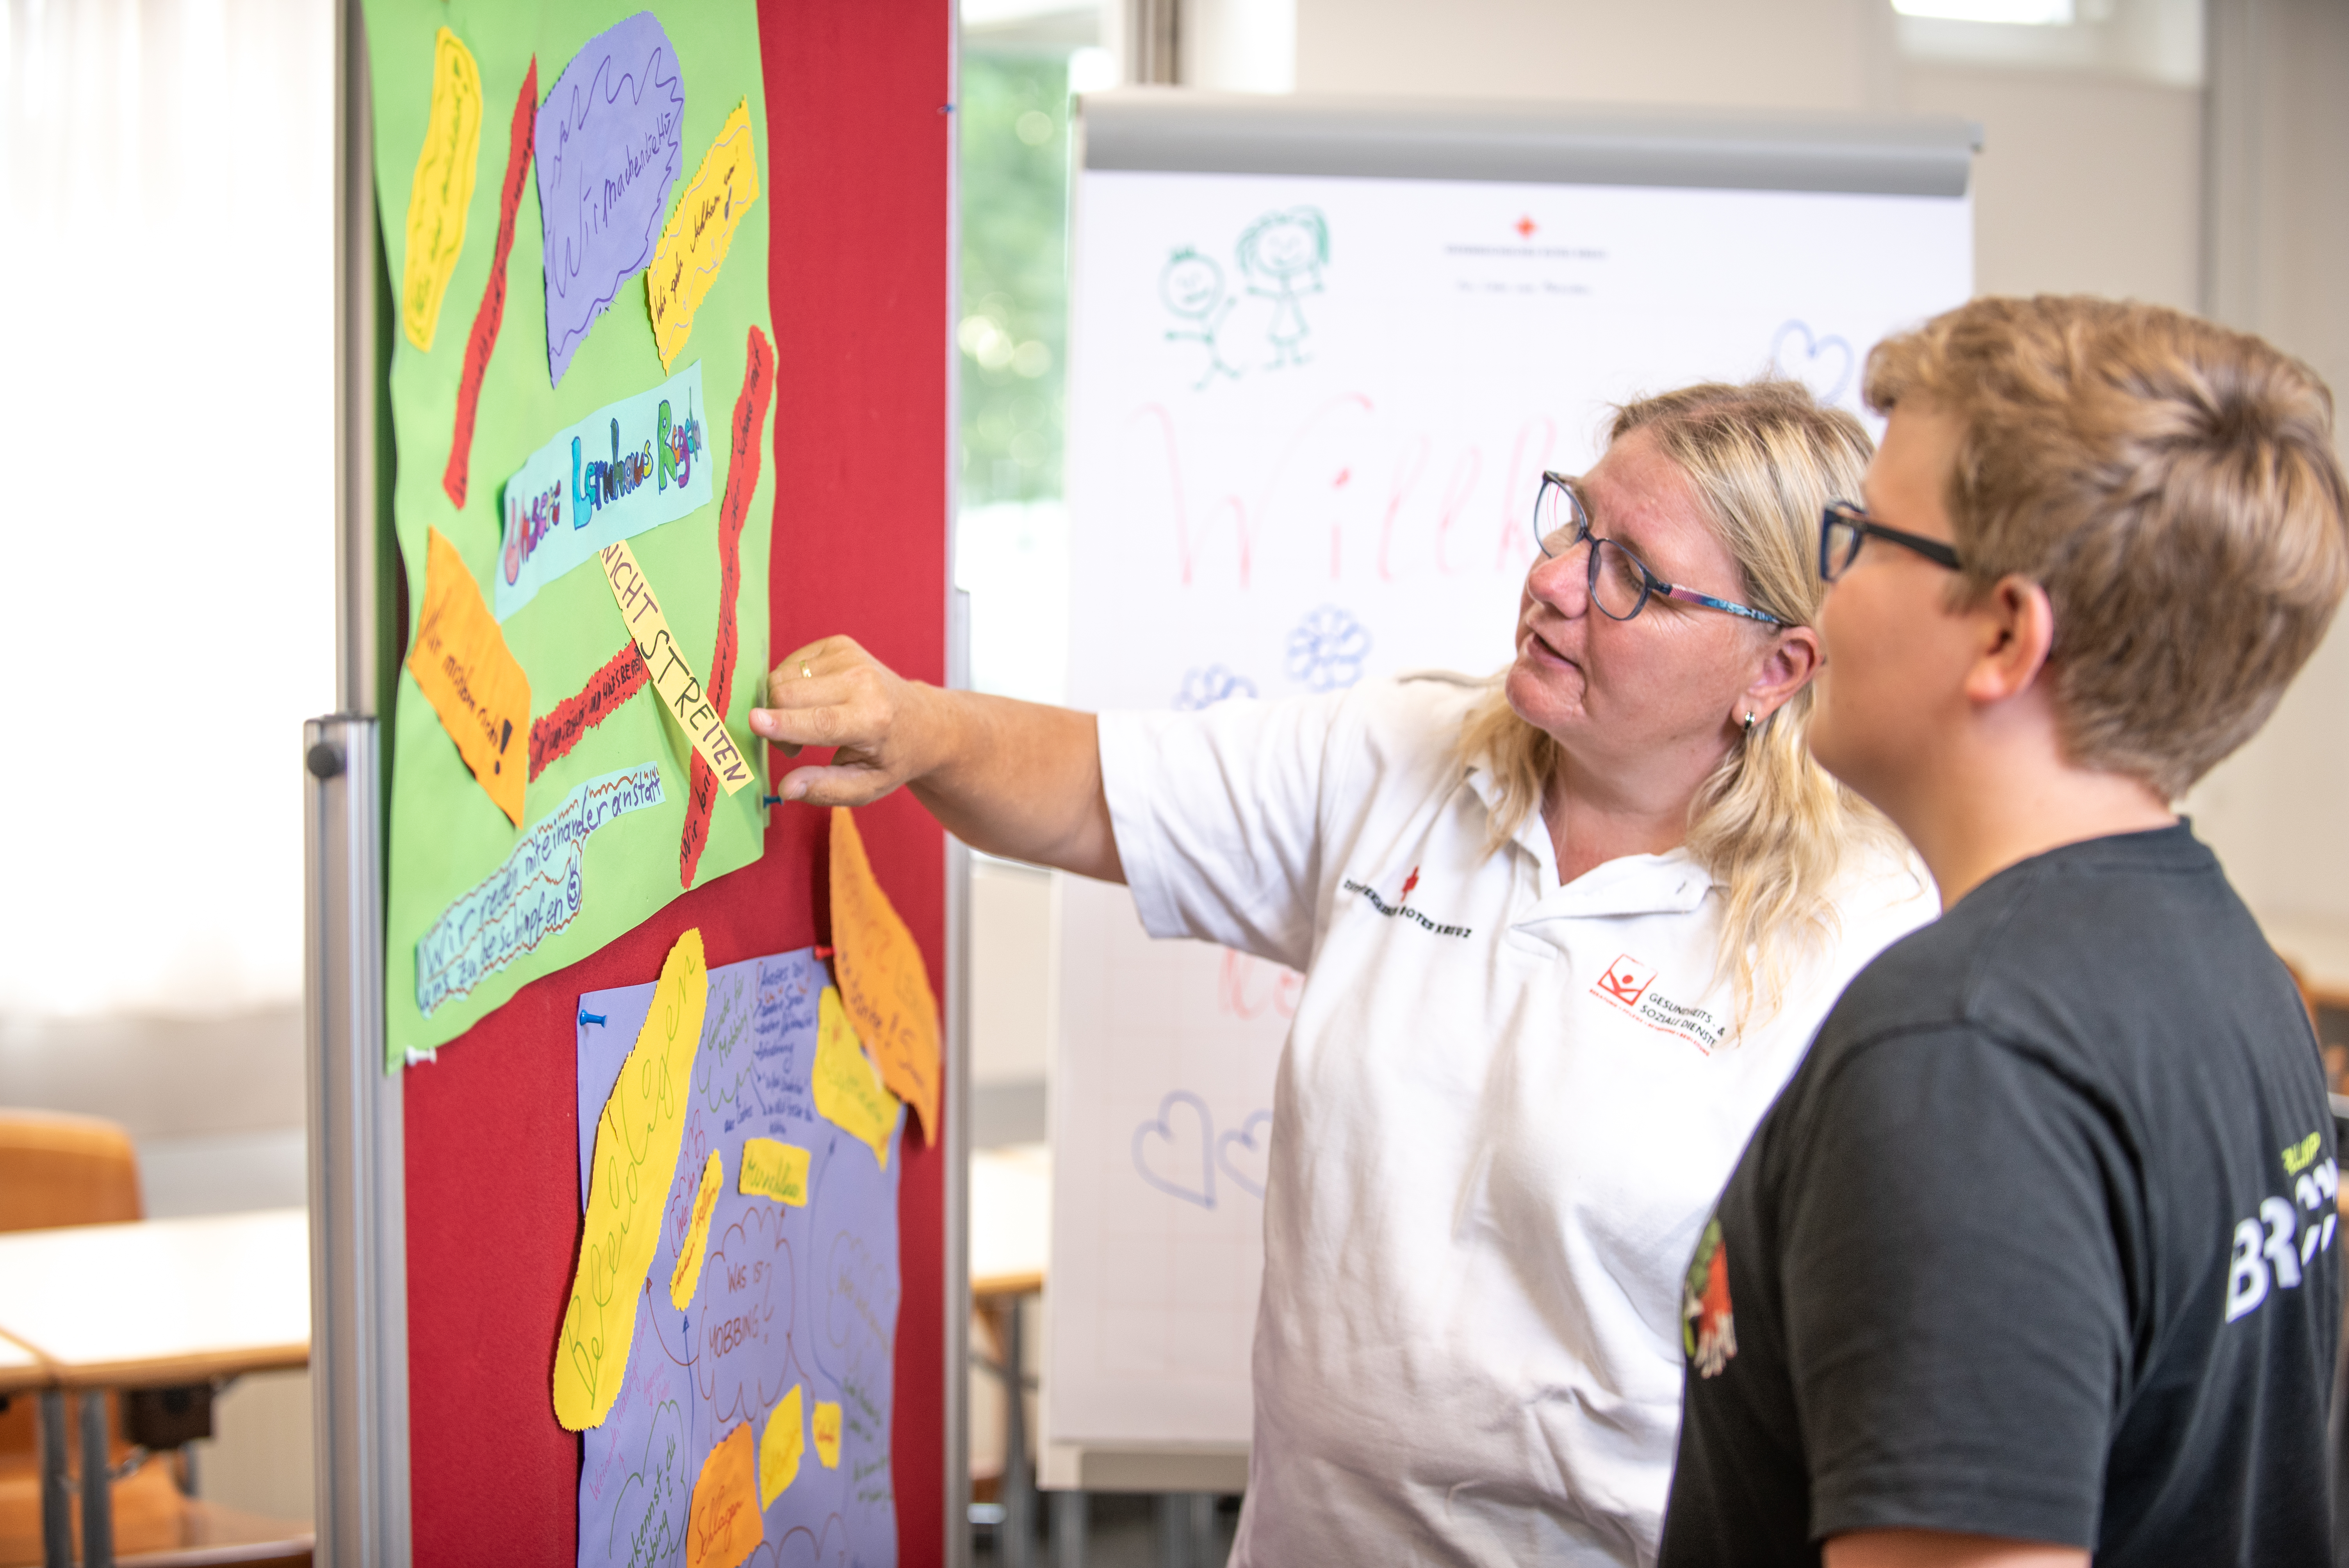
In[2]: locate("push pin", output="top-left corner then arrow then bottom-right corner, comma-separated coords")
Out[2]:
762,794 -> 782,806
579,1009 -> 608,1029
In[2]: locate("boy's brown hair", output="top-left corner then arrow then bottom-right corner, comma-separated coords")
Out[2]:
1864,295 -> 2349,800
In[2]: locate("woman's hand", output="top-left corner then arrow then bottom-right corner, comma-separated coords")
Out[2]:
749,635 -> 941,806
746,634 -> 1124,882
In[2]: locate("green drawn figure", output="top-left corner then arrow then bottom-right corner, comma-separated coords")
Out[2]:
1237,206 -> 1328,370
1161,246 -> 1242,389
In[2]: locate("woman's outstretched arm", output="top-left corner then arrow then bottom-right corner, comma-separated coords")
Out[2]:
749,634 -> 1124,883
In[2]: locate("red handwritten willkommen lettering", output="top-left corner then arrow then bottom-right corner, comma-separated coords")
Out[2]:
443,57 -> 537,509
679,324 -> 776,887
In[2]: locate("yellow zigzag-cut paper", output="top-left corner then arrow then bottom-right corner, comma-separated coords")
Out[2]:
648,99 -> 761,371
554,929 -> 708,1431
668,1149 -> 724,1309
759,1384 -> 806,1506
401,27 -> 483,352
813,987 -> 900,1170
598,541 -> 754,796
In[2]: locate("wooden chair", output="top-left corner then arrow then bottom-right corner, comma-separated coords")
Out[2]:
0,1108 -> 311,1568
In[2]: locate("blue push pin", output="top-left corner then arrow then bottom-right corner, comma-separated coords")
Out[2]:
762,794 -> 782,806
579,1009 -> 608,1029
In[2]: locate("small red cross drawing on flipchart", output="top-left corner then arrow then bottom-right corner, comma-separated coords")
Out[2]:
1515,216 -> 1538,239
1597,954 -> 1657,1008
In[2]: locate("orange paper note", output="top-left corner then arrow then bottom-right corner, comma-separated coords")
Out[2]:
828,808 -> 941,1142
407,527 -> 530,825
686,1421 -> 763,1568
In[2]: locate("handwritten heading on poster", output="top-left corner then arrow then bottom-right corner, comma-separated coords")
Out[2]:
598,540 -> 754,796
556,929 -> 708,1432
648,99 -> 760,371
497,360 -> 710,620
413,763 -> 664,1018
406,527 -> 531,826
400,27 -> 482,352
829,808 -> 942,1141
537,12 -> 685,385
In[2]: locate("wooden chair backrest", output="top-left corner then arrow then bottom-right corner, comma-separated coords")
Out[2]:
0,1108 -> 143,1462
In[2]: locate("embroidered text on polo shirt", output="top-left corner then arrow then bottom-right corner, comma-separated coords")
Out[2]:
1342,867 -> 1473,939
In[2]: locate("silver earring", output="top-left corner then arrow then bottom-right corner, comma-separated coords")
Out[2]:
1742,711 -> 1758,732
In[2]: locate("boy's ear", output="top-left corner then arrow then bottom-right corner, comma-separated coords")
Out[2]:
1961,575 -> 2058,707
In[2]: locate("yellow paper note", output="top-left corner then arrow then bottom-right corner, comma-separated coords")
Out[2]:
552,930 -> 709,1431
739,1137 -> 811,1207
668,1149 -> 724,1309
758,1384 -> 806,1506
830,808 -> 943,1142
401,27 -> 483,351
686,1420 -> 763,1568
407,527 -> 530,825
598,541 -> 754,796
813,987 -> 900,1169
812,1401 -> 843,1470
648,99 -> 761,370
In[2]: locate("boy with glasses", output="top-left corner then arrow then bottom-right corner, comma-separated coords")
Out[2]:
1659,296 -> 2349,1568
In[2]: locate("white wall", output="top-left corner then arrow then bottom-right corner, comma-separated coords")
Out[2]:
1288,0 -> 2349,968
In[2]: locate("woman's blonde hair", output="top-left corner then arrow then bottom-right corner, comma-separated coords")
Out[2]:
1458,378 -> 1899,1026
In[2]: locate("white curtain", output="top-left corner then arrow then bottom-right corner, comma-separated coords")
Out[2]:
0,0 -> 335,1016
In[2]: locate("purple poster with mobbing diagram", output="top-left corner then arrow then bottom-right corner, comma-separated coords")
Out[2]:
575,946 -> 902,1568
537,11 -> 686,386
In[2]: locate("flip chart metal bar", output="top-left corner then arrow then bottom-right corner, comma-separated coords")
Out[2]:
308,1 -> 410,1562
1078,89 -> 1982,198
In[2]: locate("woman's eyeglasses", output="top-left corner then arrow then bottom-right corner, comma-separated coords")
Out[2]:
1533,472 -> 1788,627
1818,500 -> 1963,582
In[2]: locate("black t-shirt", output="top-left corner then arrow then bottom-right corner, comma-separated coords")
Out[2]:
1661,825 -> 2339,1566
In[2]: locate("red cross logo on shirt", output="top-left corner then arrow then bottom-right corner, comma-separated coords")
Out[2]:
1398,866 -> 1420,903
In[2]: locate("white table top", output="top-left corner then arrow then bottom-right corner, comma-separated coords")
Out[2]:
0,1208 -> 309,1389
971,1142 -> 1050,1298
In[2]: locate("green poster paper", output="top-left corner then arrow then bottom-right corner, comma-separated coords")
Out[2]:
363,0 -> 775,1065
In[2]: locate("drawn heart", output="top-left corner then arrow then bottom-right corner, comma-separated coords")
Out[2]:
1770,319 -> 1855,407
1215,1110 -> 1274,1200
1132,1090 -> 1216,1209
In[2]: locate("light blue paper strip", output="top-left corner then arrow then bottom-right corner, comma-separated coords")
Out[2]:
495,361 -> 713,620
414,763 -> 667,1017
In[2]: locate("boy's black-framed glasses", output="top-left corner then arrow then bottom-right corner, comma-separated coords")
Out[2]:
1819,499 -> 1964,582
1533,471 -> 1788,627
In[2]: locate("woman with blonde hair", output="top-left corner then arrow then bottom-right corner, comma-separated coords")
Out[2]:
755,378 -> 1936,1565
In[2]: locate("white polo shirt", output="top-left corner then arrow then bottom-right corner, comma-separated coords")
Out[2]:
1098,674 -> 1936,1567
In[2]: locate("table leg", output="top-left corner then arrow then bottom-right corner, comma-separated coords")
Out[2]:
78,1389 -> 112,1568
1050,1488 -> 1087,1568
37,1389 -> 70,1568
998,1298 -> 1034,1568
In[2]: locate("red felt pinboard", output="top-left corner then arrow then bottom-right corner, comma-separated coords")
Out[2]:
399,4 -> 952,1563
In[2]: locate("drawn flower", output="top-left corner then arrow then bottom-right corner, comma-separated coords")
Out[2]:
1284,606 -> 1373,692
1173,665 -> 1260,710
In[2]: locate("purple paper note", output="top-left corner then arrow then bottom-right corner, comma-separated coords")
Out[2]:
536,12 -> 686,386
576,947 -> 904,1568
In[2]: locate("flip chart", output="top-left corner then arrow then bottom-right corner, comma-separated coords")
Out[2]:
406,527 -> 531,825
574,946 -> 901,1568
828,808 -> 942,1140
538,11 -> 686,385
412,763 -> 665,1019
555,928 -> 708,1433
497,361 -> 712,620
599,540 -> 755,796
401,27 -> 482,352
648,99 -> 760,370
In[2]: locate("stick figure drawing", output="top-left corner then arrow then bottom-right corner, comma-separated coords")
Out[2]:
1160,246 -> 1242,389
1237,206 -> 1328,370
